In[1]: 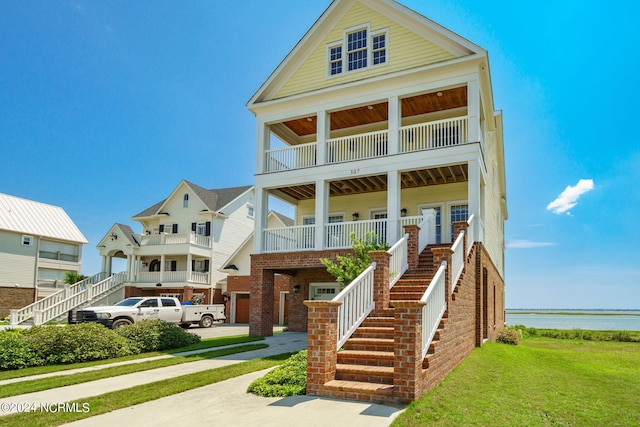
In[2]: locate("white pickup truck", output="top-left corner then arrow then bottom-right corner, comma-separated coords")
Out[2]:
69,297 -> 225,329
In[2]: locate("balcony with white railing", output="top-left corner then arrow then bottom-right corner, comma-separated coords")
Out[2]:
263,116 -> 474,174
135,271 -> 210,285
137,232 -> 211,249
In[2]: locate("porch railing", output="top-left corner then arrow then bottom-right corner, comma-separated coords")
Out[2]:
262,225 -> 315,252
326,130 -> 388,164
334,263 -> 376,350
9,272 -> 109,326
33,272 -> 127,326
325,219 -> 388,249
451,231 -> 465,294
400,116 -> 468,153
421,261 -> 447,359
138,233 -> 211,248
265,141 -> 317,172
388,234 -> 408,288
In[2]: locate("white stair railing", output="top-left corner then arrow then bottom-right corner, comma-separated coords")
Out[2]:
9,272 -> 108,326
388,234 -> 408,288
451,231 -> 465,294
418,208 -> 437,253
466,214 -> 476,255
421,262 -> 447,359
33,272 -> 127,326
334,263 -> 376,350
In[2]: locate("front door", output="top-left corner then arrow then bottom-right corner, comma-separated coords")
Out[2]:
371,211 -> 387,244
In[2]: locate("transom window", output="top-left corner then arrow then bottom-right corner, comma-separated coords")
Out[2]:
327,25 -> 387,77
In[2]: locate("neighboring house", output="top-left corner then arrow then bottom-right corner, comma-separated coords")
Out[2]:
0,193 -> 87,317
220,211 -> 294,324
246,0 -> 507,403
97,181 -> 254,304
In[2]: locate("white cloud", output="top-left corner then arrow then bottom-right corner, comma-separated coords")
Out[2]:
506,240 -> 556,249
546,179 -> 594,215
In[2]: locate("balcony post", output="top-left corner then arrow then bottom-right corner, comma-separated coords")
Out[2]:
467,79 -> 480,143
468,158 -> 481,225
386,169 -> 400,244
160,255 -> 165,283
187,254 -> 193,283
316,111 -> 328,166
254,186 -> 268,253
256,119 -> 269,174
315,179 -> 328,250
388,95 -> 400,155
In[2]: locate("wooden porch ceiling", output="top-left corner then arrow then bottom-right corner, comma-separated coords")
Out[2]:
276,164 -> 468,201
282,86 -> 468,137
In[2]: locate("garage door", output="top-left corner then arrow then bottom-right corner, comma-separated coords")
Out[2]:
235,294 -> 250,324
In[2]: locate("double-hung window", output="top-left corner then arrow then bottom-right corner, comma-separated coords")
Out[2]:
327,25 -> 387,77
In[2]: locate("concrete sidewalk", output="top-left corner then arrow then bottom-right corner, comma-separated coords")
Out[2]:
1,326 -> 405,426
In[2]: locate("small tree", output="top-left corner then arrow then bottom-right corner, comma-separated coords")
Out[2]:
63,271 -> 87,285
320,232 -> 388,289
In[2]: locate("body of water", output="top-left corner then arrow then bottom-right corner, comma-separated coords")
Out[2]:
506,310 -> 640,331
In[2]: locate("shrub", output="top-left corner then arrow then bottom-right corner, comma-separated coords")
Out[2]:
0,330 -> 44,370
21,323 -> 137,365
497,328 -> 520,345
116,320 -> 200,352
247,350 -> 307,397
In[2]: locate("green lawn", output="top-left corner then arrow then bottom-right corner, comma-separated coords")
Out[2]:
393,338 -> 640,426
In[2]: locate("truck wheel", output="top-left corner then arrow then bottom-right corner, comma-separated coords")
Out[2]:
112,319 -> 132,329
199,315 -> 214,328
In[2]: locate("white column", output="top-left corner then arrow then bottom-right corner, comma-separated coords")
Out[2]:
386,169 -> 401,244
316,111 -> 328,165
253,186 -> 268,253
256,120 -> 269,174
388,95 -> 400,155
467,79 -> 480,143
126,255 -> 133,281
160,255 -> 165,283
187,253 -> 193,282
101,256 -> 107,274
468,159 -> 481,221
315,179 -> 328,250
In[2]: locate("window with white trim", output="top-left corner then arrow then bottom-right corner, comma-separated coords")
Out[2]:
247,205 -> 254,218
22,235 -> 33,246
449,204 -> 469,239
326,25 -> 387,77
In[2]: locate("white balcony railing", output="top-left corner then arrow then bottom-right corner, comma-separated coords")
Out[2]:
265,142 -> 317,172
325,219 -> 388,249
136,271 -> 209,284
326,130 -> 388,164
138,233 -> 211,248
421,261 -> 447,359
262,225 -> 316,253
400,116 -> 468,153
334,263 -> 376,350
388,234 -> 408,288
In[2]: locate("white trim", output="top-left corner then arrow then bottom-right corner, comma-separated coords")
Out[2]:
231,291 -> 250,324
325,23 -> 389,79
368,207 -> 387,219
418,202 -> 444,243
446,200 -> 468,243
22,235 -> 34,247
309,282 -> 341,301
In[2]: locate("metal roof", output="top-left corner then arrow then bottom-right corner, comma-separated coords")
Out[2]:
0,193 -> 88,243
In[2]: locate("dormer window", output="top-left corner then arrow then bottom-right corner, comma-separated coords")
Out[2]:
327,25 -> 387,77
183,194 -> 189,208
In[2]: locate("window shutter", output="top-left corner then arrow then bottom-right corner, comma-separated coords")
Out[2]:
172,224 -> 178,234
159,225 -> 165,233
171,260 -> 177,271
191,223 -> 196,232
204,260 -> 210,272
205,221 -> 211,236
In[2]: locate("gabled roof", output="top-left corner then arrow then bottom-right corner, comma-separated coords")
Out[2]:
271,211 -> 295,227
96,223 -> 139,249
0,193 -> 88,243
131,181 -> 253,219
248,0 -> 486,106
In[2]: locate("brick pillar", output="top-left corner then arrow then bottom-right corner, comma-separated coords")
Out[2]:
393,300 -> 425,403
403,225 -> 420,269
183,286 -> 194,303
304,300 -> 341,396
370,250 -> 390,315
249,268 -> 274,337
431,247 -> 453,299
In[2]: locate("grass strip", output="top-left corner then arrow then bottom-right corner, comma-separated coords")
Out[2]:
0,343 -> 268,398
0,334 -> 263,381
1,352 -> 293,427
392,338 -> 640,426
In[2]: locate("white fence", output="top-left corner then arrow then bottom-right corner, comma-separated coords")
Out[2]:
138,233 -> 211,248
265,142 -> 317,172
388,234 -> 408,288
401,116 -> 468,152
334,263 -> 376,350
421,262 -> 447,359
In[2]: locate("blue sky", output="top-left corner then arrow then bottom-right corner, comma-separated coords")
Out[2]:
1,1 -> 638,309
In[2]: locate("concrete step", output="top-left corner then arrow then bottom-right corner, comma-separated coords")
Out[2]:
322,380 -> 394,403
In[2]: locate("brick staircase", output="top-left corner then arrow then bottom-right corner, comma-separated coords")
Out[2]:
321,244 -> 449,402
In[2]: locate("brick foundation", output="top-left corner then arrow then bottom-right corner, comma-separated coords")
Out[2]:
0,287 -> 35,318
